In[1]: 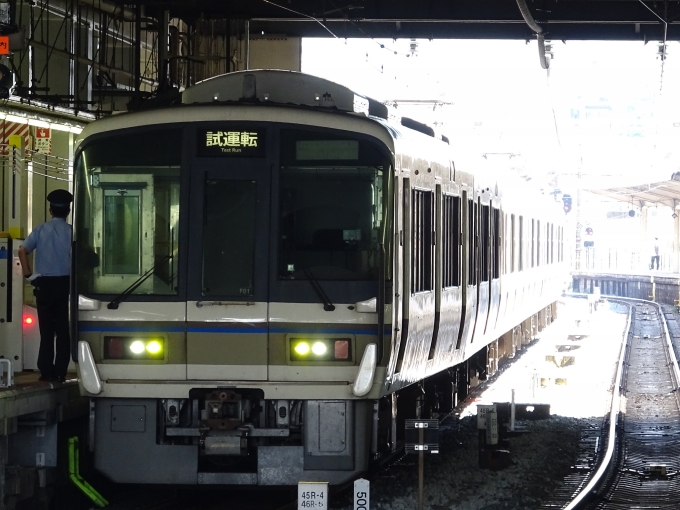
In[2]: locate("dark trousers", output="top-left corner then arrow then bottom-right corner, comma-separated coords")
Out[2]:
651,255 -> 660,270
34,276 -> 70,378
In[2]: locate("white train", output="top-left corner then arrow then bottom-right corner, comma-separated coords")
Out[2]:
73,70 -> 566,485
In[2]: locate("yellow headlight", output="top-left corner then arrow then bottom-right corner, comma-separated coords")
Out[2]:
146,340 -> 163,354
129,340 -> 145,354
312,342 -> 327,355
294,342 -> 310,355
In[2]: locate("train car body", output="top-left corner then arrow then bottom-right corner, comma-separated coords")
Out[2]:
73,70 -> 566,485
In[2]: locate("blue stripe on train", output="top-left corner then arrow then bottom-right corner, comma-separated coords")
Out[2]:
78,325 -> 386,335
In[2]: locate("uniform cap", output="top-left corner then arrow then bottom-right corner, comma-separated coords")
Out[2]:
46,189 -> 73,207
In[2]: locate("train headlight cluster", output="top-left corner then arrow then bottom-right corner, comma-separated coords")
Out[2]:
104,336 -> 165,360
290,338 -> 351,362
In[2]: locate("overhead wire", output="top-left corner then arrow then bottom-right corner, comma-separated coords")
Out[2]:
637,0 -> 668,91
260,0 -> 338,38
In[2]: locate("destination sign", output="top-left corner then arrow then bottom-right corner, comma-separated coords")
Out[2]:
197,129 -> 266,157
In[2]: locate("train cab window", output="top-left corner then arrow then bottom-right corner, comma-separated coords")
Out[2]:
443,195 -> 461,287
481,205 -> 490,281
74,129 -> 182,296
278,129 -> 390,281
412,189 -> 434,293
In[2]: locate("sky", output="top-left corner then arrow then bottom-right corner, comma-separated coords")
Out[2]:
301,38 -> 680,192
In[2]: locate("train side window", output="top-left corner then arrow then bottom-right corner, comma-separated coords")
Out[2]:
468,199 -> 477,285
518,216 -> 524,271
443,194 -> 461,287
412,188 -> 434,293
481,205 -> 490,281
511,214 -> 516,273
537,220 -> 541,267
531,219 -> 535,268
493,208 -> 500,279
552,223 -> 555,263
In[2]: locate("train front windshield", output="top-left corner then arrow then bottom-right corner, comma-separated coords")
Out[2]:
74,124 -> 392,301
74,128 -> 182,296
278,129 -> 390,282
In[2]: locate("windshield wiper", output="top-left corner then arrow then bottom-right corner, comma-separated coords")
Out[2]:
303,268 -> 335,312
107,255 -> 172,310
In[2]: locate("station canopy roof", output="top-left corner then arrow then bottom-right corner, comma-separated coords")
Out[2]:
586,173 -> 680,209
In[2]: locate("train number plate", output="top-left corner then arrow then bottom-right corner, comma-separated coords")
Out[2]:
298,482 -> 328,509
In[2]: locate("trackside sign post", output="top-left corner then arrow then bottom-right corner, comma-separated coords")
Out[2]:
405,419 -> 439,510
354,478 -> 369,510
298,481 -> 328,509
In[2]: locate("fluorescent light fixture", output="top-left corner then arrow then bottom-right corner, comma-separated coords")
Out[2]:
49,123 -> 71,132
5,114 -> 27,124
28,119 -> 50,128
70,126 -> 83,134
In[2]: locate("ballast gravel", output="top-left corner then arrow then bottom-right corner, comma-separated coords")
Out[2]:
332,415 -> 585,510
331,298 -> 626,510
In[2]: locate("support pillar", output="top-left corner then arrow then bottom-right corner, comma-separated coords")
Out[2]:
640,205 -> 649,270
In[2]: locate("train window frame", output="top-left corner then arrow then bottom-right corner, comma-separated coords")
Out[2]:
411,187 -> 434,294
481,204 -> 490,282
492,207 -> 500,279
442,193 -> 461,288
519,215 -> 524,272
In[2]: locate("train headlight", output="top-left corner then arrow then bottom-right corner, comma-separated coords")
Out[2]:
104,336 -> 165,360
311,342 -> 327,355
294,342 -> 310,356
289,338 -> 352,362
129,341 -> 145,354
146,340 -> 163,354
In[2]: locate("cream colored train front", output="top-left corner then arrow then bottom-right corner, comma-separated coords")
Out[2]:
73,70 -> 566,485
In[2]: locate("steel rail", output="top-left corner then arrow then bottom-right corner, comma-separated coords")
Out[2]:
561,296 -> 631,510
563,294 -> 680,509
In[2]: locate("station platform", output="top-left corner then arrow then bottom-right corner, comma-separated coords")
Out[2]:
0,371 -> 87,509
572,270 -> 680,305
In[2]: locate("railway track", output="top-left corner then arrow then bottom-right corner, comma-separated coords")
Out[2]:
548,297 -> 680,510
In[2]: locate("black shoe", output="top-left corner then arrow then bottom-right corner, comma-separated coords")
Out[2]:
57,376 -> 66,383
38,375 -> 57,382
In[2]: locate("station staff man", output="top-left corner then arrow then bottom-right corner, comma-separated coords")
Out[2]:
18,189 -> 73,382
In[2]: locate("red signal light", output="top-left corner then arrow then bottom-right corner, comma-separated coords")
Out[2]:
24,316 -> 33,325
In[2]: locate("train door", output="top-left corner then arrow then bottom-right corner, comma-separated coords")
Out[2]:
394,179 -> 436,380
186,163 -> 271,380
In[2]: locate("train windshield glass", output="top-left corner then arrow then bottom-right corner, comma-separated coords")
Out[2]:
74,129 -> 182,296
279,129 -> 390,281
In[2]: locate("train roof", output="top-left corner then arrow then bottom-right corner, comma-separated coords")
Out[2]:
77,71 -> 450,158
